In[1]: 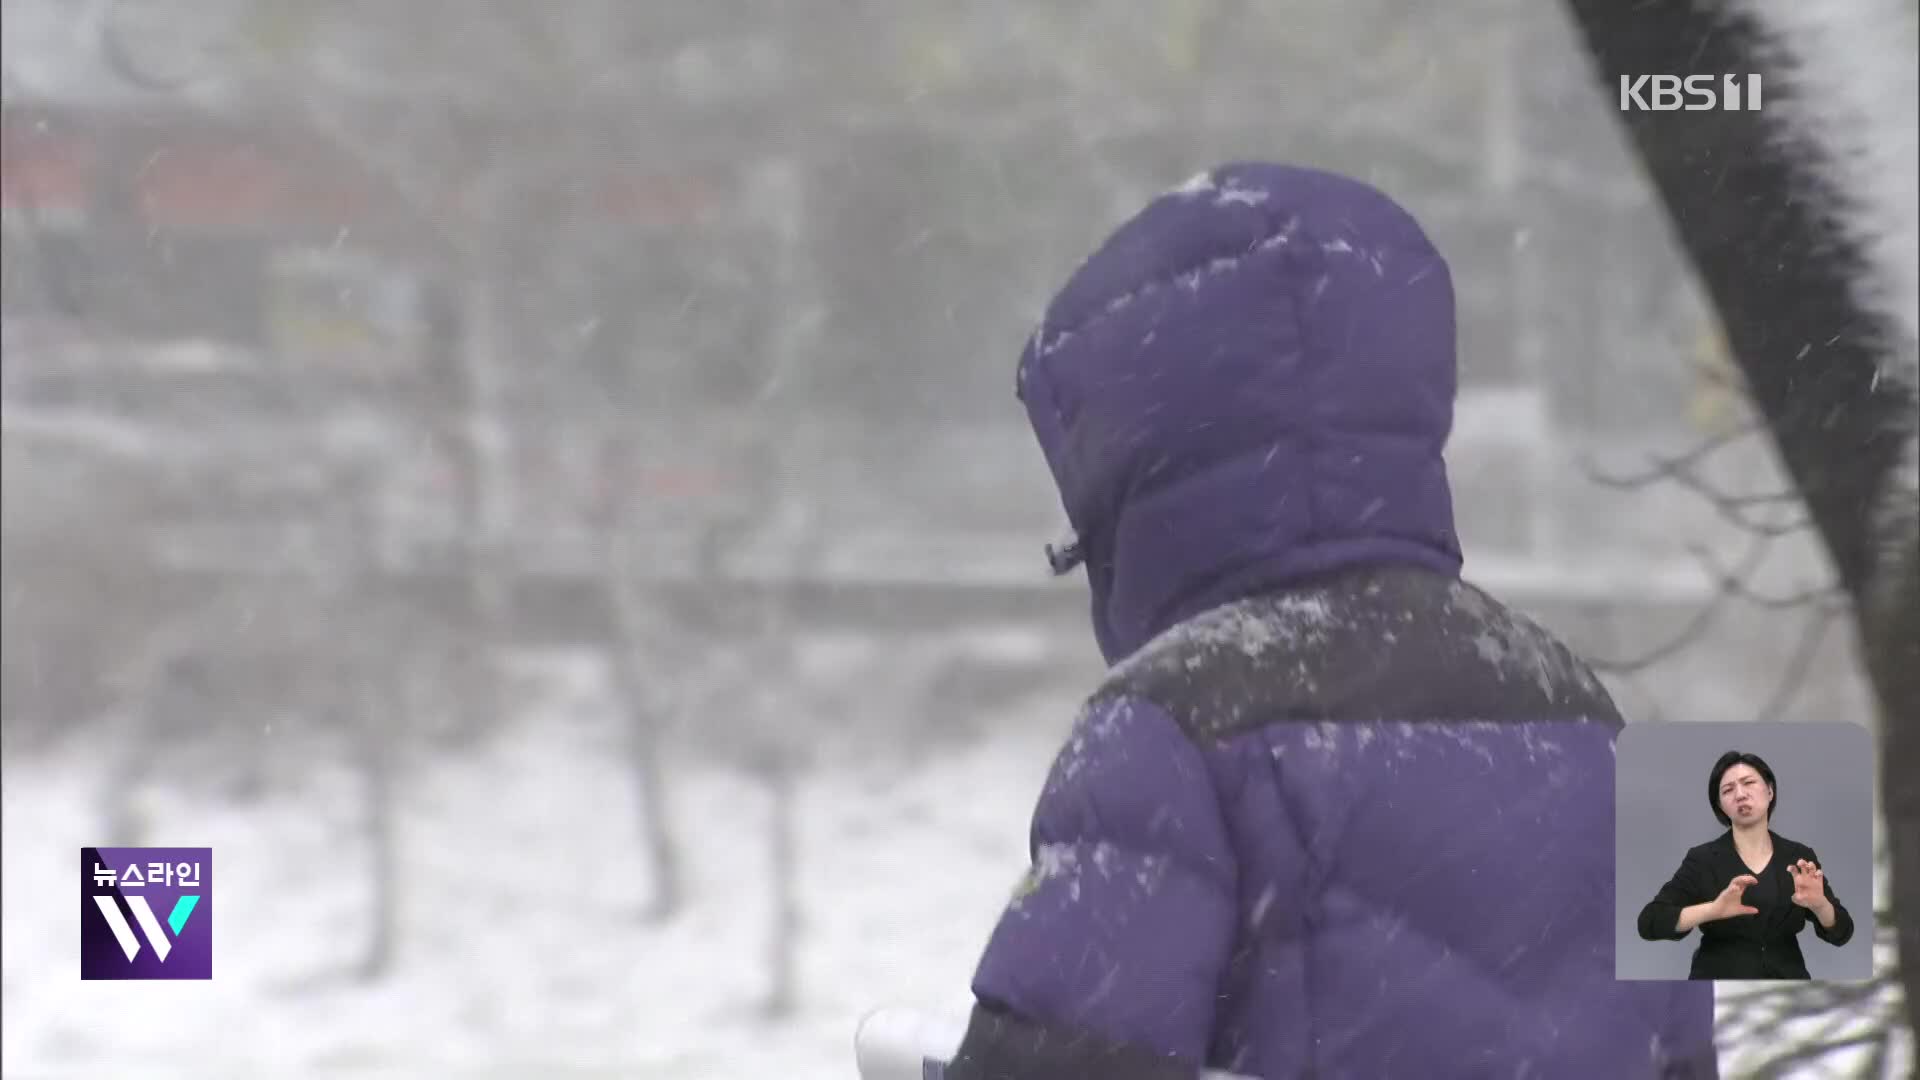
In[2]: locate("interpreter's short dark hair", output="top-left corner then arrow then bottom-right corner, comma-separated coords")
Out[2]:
1709,751 -> 1777,827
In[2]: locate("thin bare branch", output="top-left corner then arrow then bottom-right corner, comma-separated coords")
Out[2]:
1588,533 -> 1770,673
1756,604 -> 1842,722
1742,1027 -> 1896,1080
1716,908 -> 1904,1077
1580,419 -> 1764,489
1685,543 -> 1851,612
1665,464 -> 1816,538
1583,422 -> 1815,537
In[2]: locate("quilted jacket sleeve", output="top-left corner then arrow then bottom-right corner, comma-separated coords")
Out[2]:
948,695 -> 1240,1080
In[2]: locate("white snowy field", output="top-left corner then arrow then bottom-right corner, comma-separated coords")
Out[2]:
2,649 -> 1064,1079
1,649 -> 1908,1079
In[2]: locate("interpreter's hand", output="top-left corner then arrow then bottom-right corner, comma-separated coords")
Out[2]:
1708,874 -> 1761,921
1788,859 -> 1827,909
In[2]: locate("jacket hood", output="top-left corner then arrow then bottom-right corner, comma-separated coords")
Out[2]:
1017,162 -> 1463,663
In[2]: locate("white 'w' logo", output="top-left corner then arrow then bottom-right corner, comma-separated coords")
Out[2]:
91,895 -> 191,962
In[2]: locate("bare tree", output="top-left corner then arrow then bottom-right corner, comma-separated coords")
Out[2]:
1578,362 -> 1902,1071
1561,0 -> 1920,1068
1579,414 -> 1851,725
601,460 -> 685,924
66,0 -> 725,937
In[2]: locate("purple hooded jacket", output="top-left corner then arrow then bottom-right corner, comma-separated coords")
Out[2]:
946,164 -> 1718,1079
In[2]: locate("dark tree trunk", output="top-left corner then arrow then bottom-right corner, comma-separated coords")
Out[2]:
629,694 -> 682,924
611,629 -> 683,924
443,246 -> 517,746
341,475 -> 401,984
603,434 -> 685,924
757,749 -> 801,1021
101,700 -> 153,848
355,707 -> 398,982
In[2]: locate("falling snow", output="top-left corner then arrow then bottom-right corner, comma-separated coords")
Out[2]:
2,0 -> 1910,1076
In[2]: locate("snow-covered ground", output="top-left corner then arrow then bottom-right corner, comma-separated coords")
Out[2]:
2,650 -> 1908,1078
2,650 -> 1066,1079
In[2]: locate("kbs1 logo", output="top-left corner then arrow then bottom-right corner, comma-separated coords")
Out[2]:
81,847 -> 211,980
1620,74 -> 1764,112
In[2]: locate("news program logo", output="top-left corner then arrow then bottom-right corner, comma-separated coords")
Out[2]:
81,847 -> 211,980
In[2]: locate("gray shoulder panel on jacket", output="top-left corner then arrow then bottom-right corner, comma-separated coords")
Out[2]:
1097,566 -> 1622,742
